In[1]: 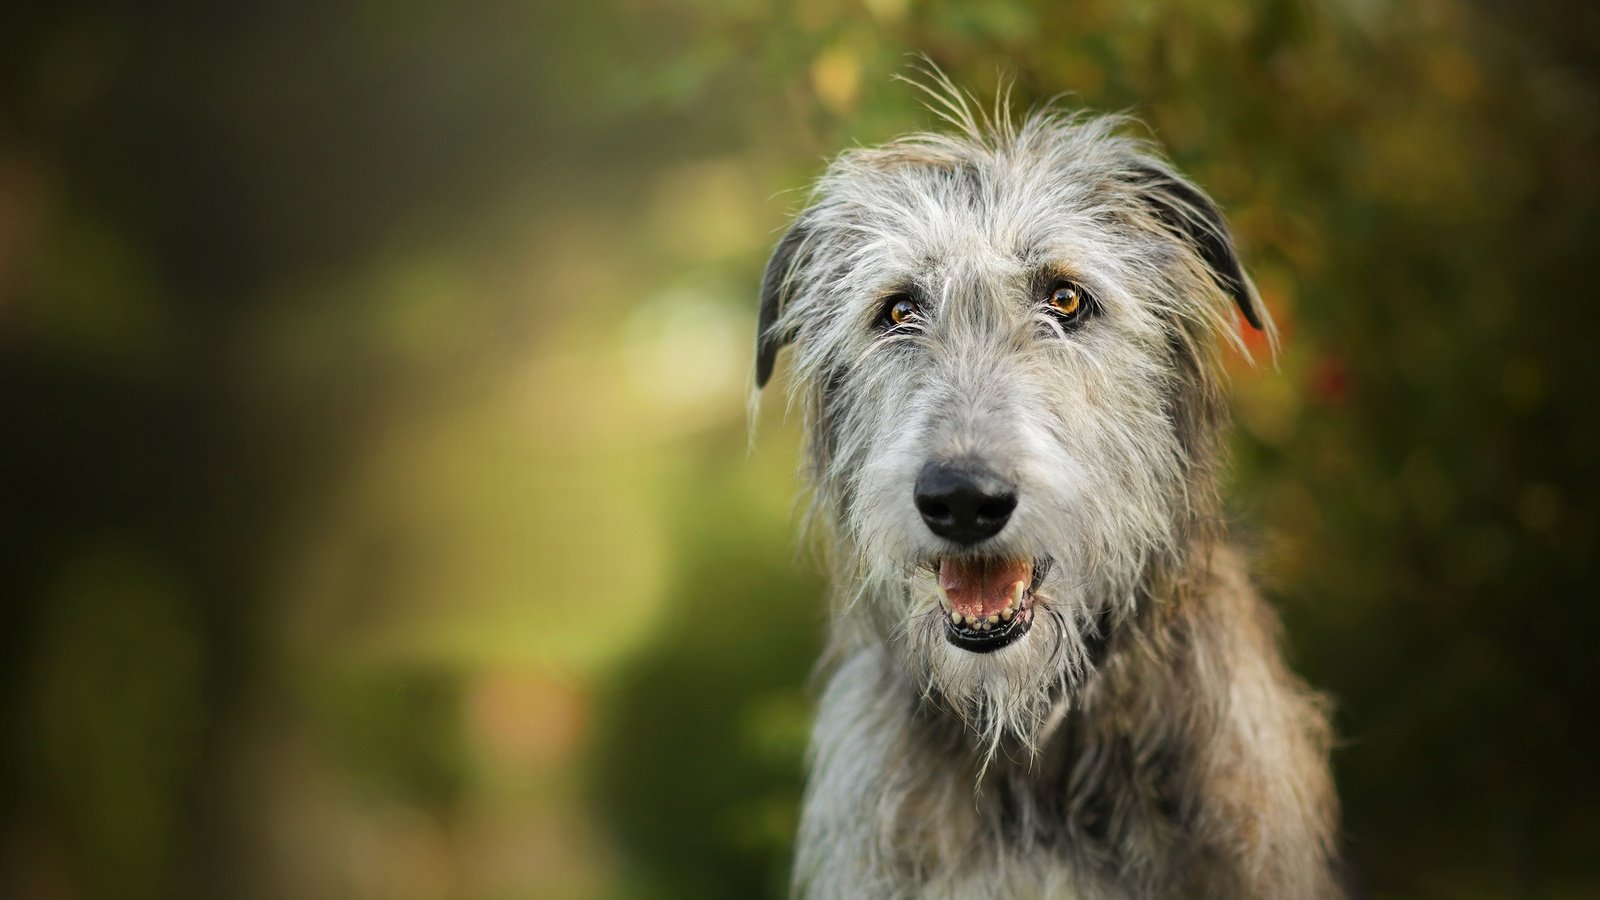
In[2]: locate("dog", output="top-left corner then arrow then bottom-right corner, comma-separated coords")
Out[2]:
753,84 -> 1344,899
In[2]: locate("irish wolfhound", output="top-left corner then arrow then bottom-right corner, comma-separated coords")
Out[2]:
755,86 -> 1344,899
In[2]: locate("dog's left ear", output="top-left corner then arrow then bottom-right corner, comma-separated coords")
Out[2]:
1128,162 -> 1269,332
755,218 -> 812,389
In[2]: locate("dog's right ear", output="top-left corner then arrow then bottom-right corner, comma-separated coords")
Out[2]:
755,219 -> 812,389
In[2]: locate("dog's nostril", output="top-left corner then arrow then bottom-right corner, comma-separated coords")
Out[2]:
977,495 -> 1017,521
914,460 -> 1017,545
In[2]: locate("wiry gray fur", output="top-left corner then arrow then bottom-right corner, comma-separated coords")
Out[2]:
756,81 -> 1343,900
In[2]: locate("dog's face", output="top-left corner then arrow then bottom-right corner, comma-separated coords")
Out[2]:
757,114 -> 1270,744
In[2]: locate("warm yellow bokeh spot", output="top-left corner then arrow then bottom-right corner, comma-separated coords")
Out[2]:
812,45 -> 862,115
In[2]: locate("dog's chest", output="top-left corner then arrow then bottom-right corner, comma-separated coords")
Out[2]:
903,765 -> 1128,900
919,851 -> 1116,900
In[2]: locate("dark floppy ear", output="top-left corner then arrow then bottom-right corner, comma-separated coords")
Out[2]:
755,219 -> 812,388
1129,163 -> 1268,332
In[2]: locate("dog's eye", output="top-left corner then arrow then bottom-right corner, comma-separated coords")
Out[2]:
876,294 -> 923,330
1047,282 -> 1082,317
1043,279 -> 1092,326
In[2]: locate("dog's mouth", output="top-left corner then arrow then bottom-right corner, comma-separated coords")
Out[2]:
936,557 -> 1048,653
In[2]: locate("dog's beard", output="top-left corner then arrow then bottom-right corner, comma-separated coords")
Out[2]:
845,492 -> 1161,757
862,561 -> 1109,768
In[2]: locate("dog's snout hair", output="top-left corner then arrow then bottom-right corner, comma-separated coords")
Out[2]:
757,82 -> 1344,899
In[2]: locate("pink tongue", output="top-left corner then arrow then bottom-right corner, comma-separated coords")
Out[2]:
939,558 -> 1031,619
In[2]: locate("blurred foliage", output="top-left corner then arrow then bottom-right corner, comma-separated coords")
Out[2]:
1,0 -> 1597,898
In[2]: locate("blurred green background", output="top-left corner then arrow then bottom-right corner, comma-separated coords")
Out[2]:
1,1 -> 1596,898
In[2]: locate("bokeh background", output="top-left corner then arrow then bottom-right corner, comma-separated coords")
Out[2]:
2,1 -> 1597,898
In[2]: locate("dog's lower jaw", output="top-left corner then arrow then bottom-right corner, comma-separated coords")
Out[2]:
794,545 -> 1345,900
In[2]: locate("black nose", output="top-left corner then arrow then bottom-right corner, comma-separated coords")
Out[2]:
914,460 -> 1017,545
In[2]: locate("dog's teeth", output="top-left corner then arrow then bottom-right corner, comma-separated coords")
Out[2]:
987,614 -> 999,624
1001,608 -> 1013,621
950,610 -> 962,625
1011,581 -> 1026,605
964,614 -> 976,626
980,621 -> 993,631
936,583 -> 950,604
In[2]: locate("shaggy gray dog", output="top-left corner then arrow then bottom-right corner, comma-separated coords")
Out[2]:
755,86 -> 1343,899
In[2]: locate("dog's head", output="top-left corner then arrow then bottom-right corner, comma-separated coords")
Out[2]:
756,108 -> 1272,748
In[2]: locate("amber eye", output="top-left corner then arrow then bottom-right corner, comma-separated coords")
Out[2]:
1041,278 -> 1095,330
1048,282 -> 1083,317
876,294 -> 923,330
